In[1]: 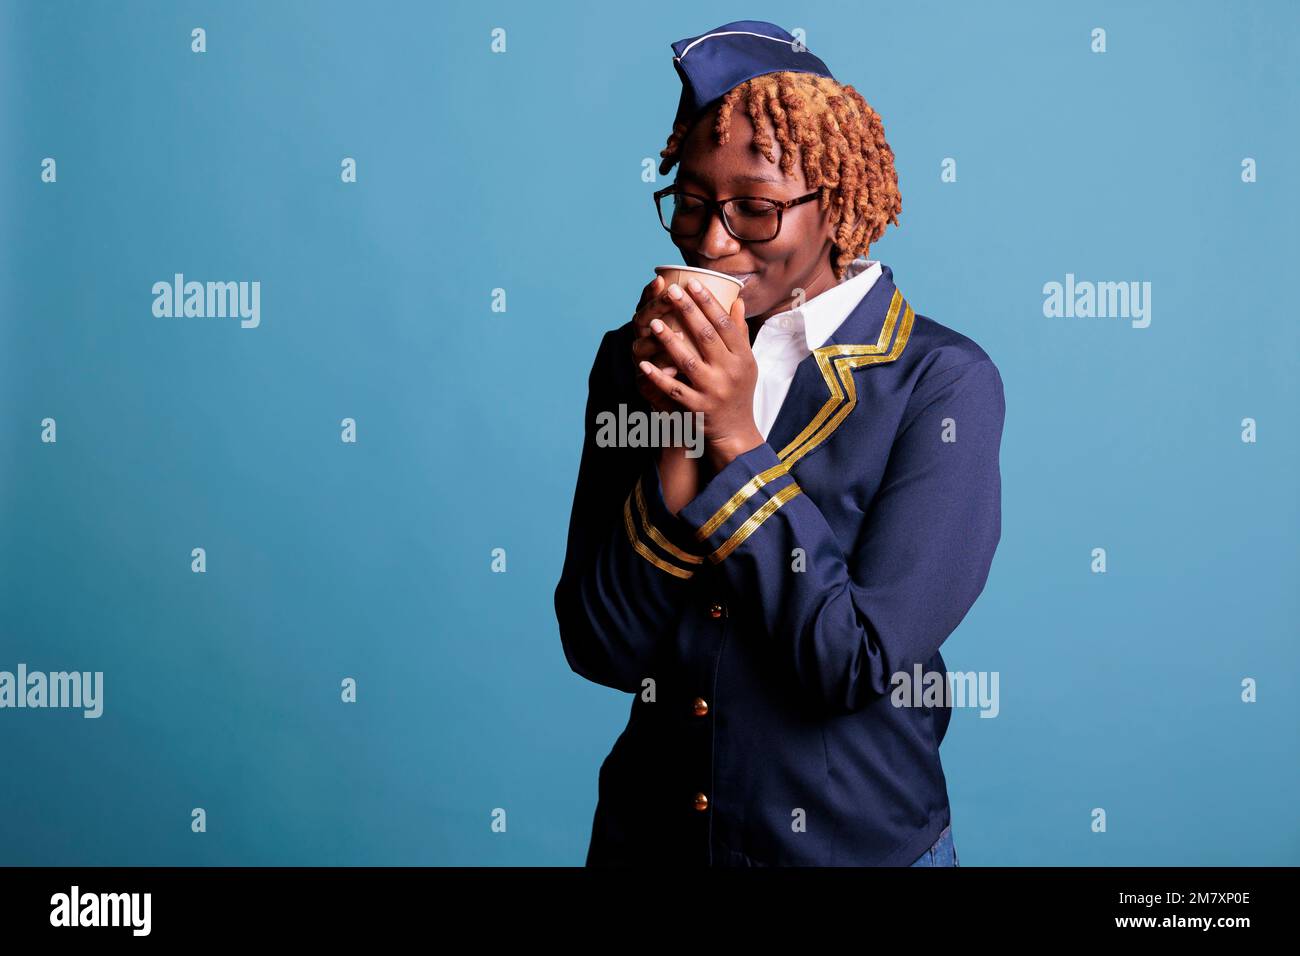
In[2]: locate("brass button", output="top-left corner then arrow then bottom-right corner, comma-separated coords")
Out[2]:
709,603 -> 726,619
692,697 -> 709,717
693,792 -> 709,812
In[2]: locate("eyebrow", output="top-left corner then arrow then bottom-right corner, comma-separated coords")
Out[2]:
676,169 -> 785,188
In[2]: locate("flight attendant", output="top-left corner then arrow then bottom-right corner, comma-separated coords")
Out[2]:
555,19 -> 1003,866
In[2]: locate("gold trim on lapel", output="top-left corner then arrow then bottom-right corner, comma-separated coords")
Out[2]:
804,309 -> 915,458
778,290 -> 912,463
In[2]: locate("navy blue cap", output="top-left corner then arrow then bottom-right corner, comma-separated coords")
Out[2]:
669,20 -> 836,132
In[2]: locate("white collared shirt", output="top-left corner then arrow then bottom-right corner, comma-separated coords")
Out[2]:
751,257 -> 882,440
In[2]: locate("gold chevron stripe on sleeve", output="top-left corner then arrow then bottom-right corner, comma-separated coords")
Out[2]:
624,491 -> 695,579
692,459 -> 790,542
708,482 -> 804,564
634,477 -> 703,564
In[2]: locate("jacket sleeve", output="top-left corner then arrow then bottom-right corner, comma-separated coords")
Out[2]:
674,357 -> 1006,716
554,327 -> 707,693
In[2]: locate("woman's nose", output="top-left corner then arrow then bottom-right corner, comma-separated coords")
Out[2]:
697,208 -> 741,258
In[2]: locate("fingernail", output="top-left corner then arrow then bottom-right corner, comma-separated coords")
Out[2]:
687,278 -> 702,293
650,318 -> 665,333
638,360 -> 654,375
668,284 -> 683,299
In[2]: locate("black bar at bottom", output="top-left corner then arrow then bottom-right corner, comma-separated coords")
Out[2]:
0,866 -> 1286,940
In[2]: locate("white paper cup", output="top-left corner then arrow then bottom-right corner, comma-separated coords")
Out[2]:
653,265 -> 746,311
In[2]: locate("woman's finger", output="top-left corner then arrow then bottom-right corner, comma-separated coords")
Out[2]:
711,289 -> 749,354
631,334 -> 658,359
638,360 -> 703,410
648,315 -> 707,384
662,282 -> 728,364
635,361 -> 677,379
633,277 -> 674,331
634,275 -> 666,317
632,332 -> 685,361
683,278 -> 744,355
638,368 -> 679,413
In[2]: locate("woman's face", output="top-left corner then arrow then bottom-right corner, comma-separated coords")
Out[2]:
670,103 -> 841,326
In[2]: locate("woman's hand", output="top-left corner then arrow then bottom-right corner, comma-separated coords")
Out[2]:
630,275 -> 688,414
637,278 -> 765,472
628,276 -> 702,513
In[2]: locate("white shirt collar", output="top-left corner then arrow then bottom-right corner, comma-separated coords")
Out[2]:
757,257 -> 882,351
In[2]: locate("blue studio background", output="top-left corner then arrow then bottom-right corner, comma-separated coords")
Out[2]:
1,0 -> 1296,866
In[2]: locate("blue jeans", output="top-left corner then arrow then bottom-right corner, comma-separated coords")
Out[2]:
909,823 -> 959,866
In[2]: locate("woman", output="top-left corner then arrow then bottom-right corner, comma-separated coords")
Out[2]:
554,20 -> 1002,866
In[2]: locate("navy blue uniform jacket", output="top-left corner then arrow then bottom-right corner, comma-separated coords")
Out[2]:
554,264 -> 1005,866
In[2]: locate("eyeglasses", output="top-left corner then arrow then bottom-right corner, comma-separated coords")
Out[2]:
653,184 -> 821,242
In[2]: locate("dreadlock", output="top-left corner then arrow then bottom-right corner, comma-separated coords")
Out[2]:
658,71 -> 902,280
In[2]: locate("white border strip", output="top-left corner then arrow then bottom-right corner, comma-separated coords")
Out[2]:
676,30 -> 793,60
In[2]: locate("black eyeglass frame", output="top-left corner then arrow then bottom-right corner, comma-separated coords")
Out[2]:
652,184 -> 822,242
